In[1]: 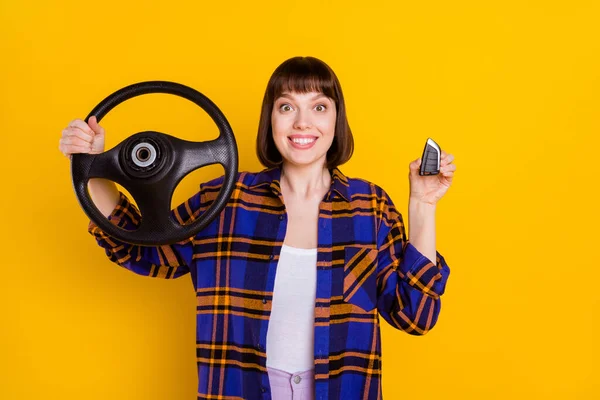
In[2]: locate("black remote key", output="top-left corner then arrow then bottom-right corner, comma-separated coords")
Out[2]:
419,138 -> 441,176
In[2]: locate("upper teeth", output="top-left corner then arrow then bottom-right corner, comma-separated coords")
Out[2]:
292,138 -> 315,145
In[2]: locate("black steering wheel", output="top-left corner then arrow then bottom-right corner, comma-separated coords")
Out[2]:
71,81 -> 238,246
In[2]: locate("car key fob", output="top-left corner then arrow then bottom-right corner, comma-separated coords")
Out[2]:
419,137 -> 441,176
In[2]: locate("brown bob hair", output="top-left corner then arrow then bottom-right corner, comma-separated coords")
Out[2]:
256,56 -> 354,169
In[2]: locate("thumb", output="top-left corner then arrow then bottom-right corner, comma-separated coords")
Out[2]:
410,158 -> 422,170
88,115 -> 105,137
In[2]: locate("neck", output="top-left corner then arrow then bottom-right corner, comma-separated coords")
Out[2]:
280,161 -> 331,200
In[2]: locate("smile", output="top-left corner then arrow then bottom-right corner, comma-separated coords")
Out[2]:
288,136 -> 317,149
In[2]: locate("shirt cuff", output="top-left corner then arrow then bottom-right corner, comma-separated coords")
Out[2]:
87,191 -> 141,234
398,241 -> 450,298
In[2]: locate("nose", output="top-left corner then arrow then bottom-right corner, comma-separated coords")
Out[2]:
293,109 -> 312,130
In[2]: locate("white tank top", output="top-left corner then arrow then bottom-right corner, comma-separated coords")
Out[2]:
265,244 -> 318,373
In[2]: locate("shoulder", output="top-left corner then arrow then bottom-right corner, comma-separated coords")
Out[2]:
198,169 -> 271,201
199,169 -> 270,188
342,172 -> 401,225
343,173 -> 394,204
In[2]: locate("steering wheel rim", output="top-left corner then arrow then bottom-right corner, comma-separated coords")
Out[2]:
71,81 -> 238,246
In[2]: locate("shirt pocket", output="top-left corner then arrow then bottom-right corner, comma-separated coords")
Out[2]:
343,246 -> 378,313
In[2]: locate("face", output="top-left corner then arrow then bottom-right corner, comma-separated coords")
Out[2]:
271,91 -> 337,168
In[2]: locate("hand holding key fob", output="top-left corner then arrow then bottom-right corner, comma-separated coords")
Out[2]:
419,138 -> 442,176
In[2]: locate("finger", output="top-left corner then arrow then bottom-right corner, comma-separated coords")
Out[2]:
440,164 -> 456,173
88,115 -> 105,136
59,141 -> 92,152
410,158 -> 422,170
441,154 -> 454,166
68,119 -> 94,136
60,143 -> 92,156
60,136 -> 93,148
63,127 -> 93,143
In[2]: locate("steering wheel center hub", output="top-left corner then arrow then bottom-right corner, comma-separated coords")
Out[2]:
121,133 -> 169,179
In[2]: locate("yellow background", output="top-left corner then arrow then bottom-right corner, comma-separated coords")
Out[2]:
1,0 -> 599,398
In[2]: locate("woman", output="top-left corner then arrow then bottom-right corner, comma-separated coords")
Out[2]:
59,56 -> 454,400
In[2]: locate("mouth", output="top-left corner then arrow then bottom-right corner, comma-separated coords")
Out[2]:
288,135 -> 317,149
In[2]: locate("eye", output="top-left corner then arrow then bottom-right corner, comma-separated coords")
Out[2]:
315,104 -> 327,112
279,104 -> 292,112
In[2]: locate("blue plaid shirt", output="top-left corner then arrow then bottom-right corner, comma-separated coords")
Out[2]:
88,166 -> 451,399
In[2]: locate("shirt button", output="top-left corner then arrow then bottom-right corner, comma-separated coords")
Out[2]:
261,387 -> 266,393
279,215 -> 284,220
294,375 -> 302,384
269,254 -> 274,260
262,298 -> 267,304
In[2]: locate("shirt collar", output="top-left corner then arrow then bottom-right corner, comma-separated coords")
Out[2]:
248,165 -> 350,202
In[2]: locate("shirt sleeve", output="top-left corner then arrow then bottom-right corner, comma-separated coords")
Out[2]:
374,187 -> 451,335
87,189 -> 203,279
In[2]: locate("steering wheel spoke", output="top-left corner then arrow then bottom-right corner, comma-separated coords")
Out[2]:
87,144 -> 128,182
125,180 -> 176,232
170,136 -> 220,177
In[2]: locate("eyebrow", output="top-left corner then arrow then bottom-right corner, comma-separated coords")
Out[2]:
278,93 -> 329,101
